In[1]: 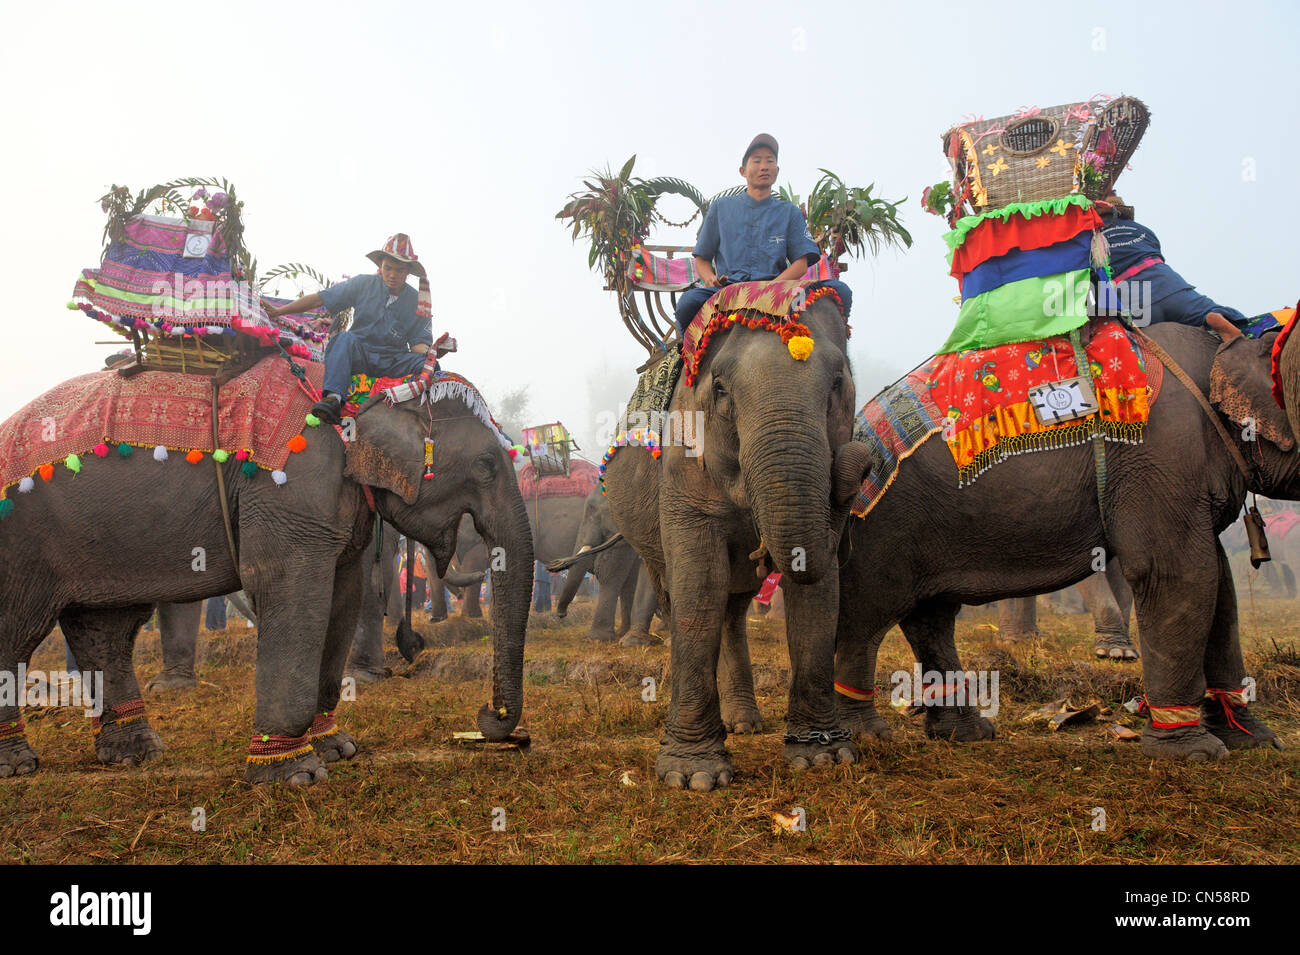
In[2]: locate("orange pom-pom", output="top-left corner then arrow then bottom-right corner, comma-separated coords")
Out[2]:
287,434 -> 307,453
185,449 -> 203,464
39,463 -> 54,481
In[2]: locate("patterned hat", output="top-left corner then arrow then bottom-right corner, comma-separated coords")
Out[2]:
367,233 -> 427,279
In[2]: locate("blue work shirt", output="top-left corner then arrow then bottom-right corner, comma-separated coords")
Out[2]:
318,273 -> 433,352
1103,219 -> 1191,303
693,194 -> 820,282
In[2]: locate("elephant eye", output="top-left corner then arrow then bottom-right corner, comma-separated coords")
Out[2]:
712,379 -> 728,401
831,374 -> 843,393
472,453 -> 498,483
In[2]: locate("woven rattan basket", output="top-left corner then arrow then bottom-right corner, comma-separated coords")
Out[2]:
943,97 -> 1149,213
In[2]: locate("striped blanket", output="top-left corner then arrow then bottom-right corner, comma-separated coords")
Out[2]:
850,374 -> 945,518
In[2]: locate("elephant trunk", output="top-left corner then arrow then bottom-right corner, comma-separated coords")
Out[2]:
554,551 -> 593,617
442,568 -> 484,589
740,415 -> 835,585
476,489 -> 533,740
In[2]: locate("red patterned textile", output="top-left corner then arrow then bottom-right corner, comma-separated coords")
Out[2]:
0,356 -> 321,497
517,459 -> 598,499
949,204 -> 1103,279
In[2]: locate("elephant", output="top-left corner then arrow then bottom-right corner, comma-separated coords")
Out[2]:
517,463 -> 596,612
995,559 -> 1136,660
144,593 -> 257,692
833,320 -> 1292,761
552,485 -> 659,644
0,371 -> 533,786
602,291 -> 873,790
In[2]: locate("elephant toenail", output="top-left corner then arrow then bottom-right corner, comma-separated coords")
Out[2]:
688,772 -> 714,792
662,771 -> 686,788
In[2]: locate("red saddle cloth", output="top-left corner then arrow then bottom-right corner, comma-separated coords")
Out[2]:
0,356 -> 322,498
517,459 -> 598,500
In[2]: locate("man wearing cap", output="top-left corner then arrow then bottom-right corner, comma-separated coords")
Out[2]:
673,133 -> 852,333
267,233 -> 435,424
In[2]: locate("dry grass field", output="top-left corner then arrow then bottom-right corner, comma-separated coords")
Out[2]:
3,588 -> 1298,865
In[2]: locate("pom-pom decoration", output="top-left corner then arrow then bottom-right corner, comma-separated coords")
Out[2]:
39,464 -> 54,481
234,450 -> 249,461
117,443 -> 133,457
287,435 -> 307,454
185,449 -> 203,464
240,461 -> 258,478
18,477 -> 34,493
787,336 -> 814,361
93,443 -> 110,458
212,449 -> 229,463
153,446 -> 169,462
271,469 -> 287,485
64,454 -> 82,474
304,413 -> 321,428
0,499 -> 13,520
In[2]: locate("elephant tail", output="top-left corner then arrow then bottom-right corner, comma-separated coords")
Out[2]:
546,534 -> 624,572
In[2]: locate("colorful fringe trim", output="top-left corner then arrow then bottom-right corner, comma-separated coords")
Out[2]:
422,371 -> 515,452
0,716 -> 25,742
956,417 -> 1145,487
944,195 -> 1099,261
308,711 -> 339,742
91,698 -> 146,737
598,428 -> 661,495
247,731 -> 314,765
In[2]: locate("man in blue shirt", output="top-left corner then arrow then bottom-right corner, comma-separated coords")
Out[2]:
267,233 -> 434,424
1099,197 -> 1245,328
673,133 -> 852,333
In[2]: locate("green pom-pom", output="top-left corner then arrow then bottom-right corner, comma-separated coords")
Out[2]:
212,449 -> 229,463
117,443 -> 133,457
241,461 -> 258,478
304,413 -> 321,427
66,301 -> 78,310
65,454 -> 82,474
0,499 -> 13,520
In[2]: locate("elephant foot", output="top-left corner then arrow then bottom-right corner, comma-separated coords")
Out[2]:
311,729 -> 359,763
619,629 -> 660,647
145,669 -> 197,693
345,665 -> 391,684
783,728 -> 858,770
427,611 -> 448,624
1094,632 -> 1139,661
836,697 -> 894,743
1139,723 -> 1229,762
656,744 -> 734,792
94,718 -> 164,767
721,701 -> 763,736
1201,700 -> 1283,751
924,706 -> 996,742
0,733 -> 39,777
586,627 -> 618,643
245,749 -> 328,787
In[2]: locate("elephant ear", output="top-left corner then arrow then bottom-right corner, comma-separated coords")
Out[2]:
1209,332 -> 1296,452
344,400 -> 426,505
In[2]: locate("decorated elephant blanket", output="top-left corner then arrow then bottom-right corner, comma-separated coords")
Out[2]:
0,356 -> 323,508
849,318 -> 1165,515
519,459 -> 598,499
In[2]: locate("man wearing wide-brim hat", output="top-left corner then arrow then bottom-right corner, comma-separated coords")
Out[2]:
268,233 -> 435,424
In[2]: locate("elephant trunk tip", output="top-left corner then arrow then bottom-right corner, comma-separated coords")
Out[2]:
477,701 -> 521,741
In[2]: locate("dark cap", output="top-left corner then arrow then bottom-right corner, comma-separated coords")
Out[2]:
742,133 -> 779,164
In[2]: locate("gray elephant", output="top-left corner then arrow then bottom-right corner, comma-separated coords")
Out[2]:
0,372 -> 533,786
144,594 -> 257,692
603,292 -> 872,790
995,559 -> 1136,660
552,485 -> 658,644
834,321 -> 1291,760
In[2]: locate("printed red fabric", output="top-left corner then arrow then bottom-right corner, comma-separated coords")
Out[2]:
949,204 -> 1104,278
517,459 -> 599,499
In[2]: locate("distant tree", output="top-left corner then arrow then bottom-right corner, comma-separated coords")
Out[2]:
493,385 -> 531,443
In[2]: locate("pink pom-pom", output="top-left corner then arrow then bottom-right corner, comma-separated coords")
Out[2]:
93,443 -> 110,458
234,450 -> 249,461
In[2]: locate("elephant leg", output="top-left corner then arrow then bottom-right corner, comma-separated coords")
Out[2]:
996,596 -> 1038,642
1106,557 -> 1134,634
145,601 -> 203,692
657,525 -> 732,791
902,600 -> 996,742
243,557 -> 337,787
833,626 -> 892,742
783,567 -> 858,767
1201,541 -> 1281,750
620,565 -> 660,646
461,580 -> 483,618
1117,532 -> 1228,763
346,535 -> 390,684
615,569 -> 636,638
60,605 -> 165,766
587,569 -> 620,642
0,603 -> 60,777
717,592 -> 762,734
314,553 -> 364,764
1079,567 -> 1138,661
427,571 -> 449,622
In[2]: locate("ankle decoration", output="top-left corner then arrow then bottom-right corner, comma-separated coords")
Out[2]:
1204,687 -> 1253,736
834,681 -> 875,702
1139,697 -> 1200,729
91,698 -> 146,737
0,716 -> 25,742
247,731 -> 314,765
308,711 -> 339,741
